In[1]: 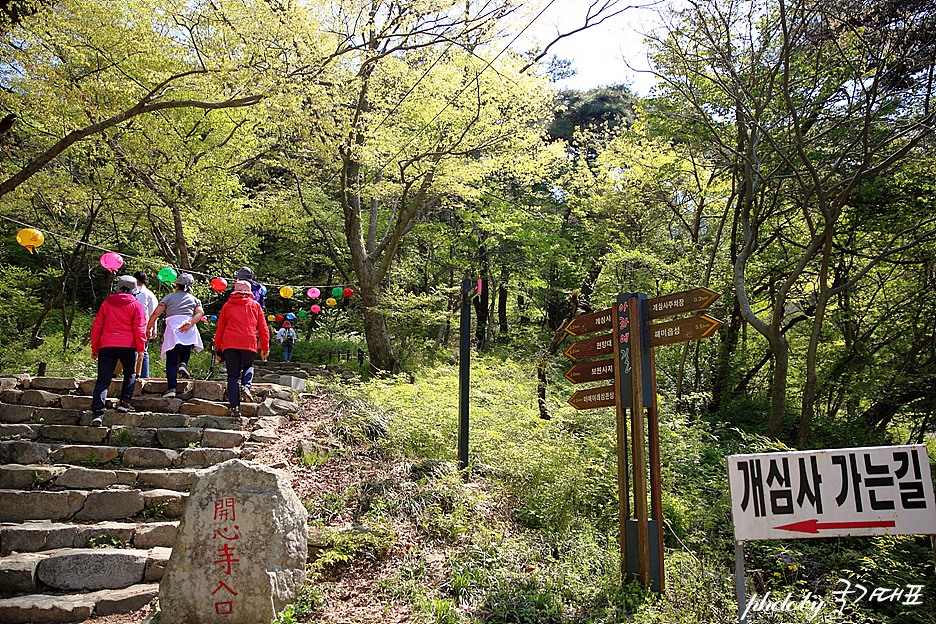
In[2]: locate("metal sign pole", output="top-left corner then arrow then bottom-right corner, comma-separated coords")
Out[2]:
735,540 -> 747,624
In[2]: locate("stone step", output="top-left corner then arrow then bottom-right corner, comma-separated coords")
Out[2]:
0,487 -> 189,523
1,520 -> 179,555
1,406 -> 257,430
0,464 -> 200,493
0,547 -> 169,596
1,441 -> 242,469
0,583 -> 160,623
10,424 -> 251,450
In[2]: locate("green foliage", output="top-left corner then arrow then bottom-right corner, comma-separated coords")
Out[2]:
87,534 -> 127,549
270,583 -> 325,624
308,527 -> 395,579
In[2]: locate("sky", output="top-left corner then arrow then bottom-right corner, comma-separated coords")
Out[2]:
520,1 -> 664,95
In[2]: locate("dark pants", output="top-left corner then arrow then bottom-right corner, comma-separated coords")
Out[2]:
91,347 -> 137,416
223,348 -> 255,408
282,341 -> 293,362
165,344 -> 193,390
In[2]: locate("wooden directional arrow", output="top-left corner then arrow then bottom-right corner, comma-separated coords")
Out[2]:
647,287 -> 719,320
568,384 -> 616,410
648,314 -> 723,347
564,358 -> 615,384
564,333 -> 614,361
563,309 -> 613,336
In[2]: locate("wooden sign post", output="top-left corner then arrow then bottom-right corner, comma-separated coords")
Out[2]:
563,287 -> 722,592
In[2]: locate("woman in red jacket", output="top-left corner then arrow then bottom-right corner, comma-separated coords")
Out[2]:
215,280 -> 270,416
90,275 -> 147,426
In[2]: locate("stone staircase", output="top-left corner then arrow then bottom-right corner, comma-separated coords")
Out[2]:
243,360 -> 358,385
0,374 -> 302,623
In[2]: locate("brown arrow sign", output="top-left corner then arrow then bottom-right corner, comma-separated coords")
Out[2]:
568,384 -> 617,410
564,333 -> 613,361
564,358 -> 615,384
648,287 -> 720,320
648,314 -> 723,347
563,309 -> 613,336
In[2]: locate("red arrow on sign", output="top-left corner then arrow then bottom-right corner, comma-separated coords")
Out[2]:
776,519 -> 897,534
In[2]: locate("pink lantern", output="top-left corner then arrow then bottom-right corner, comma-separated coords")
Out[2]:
307,287 -> 320,298
99,252 -> 124,273
200,316 -> 207,322
311,305 -> 321,314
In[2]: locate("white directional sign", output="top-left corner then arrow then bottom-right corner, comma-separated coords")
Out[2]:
727,445 -> 936,541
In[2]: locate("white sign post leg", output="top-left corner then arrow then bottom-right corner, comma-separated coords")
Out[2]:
735,540 -> 747,624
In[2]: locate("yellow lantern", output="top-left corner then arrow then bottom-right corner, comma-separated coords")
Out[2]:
16,228 -> 44,253
280,286 -> 294,298
267,315 -> 276,322
326,297 -> 337,307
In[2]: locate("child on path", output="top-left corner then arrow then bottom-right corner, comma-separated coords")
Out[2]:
215,280 -> 269,416
89,275 -> 147,425
276,320 -> 297,362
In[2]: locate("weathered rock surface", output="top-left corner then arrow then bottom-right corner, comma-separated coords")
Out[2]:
74,490 -> 145,521
136,468 -> 197,491
36,548 -> 146,591
92,583 -> 160,616
54,467 -> 118,490
133,522 -> 179,549
0,522 -> 78,555
0,490 -> 87,522
29,377 -> 79,392
0,552 -> 45,595
159,459 -> 307,624
20,390 -> 60,408
0,591 -> 95,623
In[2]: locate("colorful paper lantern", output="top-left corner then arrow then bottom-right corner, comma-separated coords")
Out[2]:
307,287 -> 320,299
343,287 -> 353,297
16,228 -> 44,253
280,286 -> 294,298
200,316 -> 207,322
260,284 -> 267,295
275,315 -> 283,322
210,315 -> 218,321
297,310 -> 308,318
331,286 -> 342,297
285,313 -> 296,320
311,305 -> 321,314
210,277 -> 228,292
267,315 -> 275,322
326,297 -> 337,307
99,252 -> 124,273
158,268 -> 178,283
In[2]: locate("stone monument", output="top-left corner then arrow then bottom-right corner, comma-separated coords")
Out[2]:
159,459 -> 308,624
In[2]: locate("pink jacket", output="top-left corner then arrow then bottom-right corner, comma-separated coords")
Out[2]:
91,293 -> 147,353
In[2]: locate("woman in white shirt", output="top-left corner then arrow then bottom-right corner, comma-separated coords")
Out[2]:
147,273 -> 203,397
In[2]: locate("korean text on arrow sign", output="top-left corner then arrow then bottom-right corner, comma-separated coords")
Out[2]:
727,445 -> 936,541
648,315 -> 723,347
563,309 -> 613,337
563,287 -> 720,337
568,384 -> 616,410
564,358 -> 615,384
647,287 -> 719,320
564,333 -> 613,361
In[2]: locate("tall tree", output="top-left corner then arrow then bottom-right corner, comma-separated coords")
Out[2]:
647,0 -> 936,440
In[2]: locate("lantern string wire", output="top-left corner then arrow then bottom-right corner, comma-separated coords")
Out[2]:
2,213 -> 354,291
